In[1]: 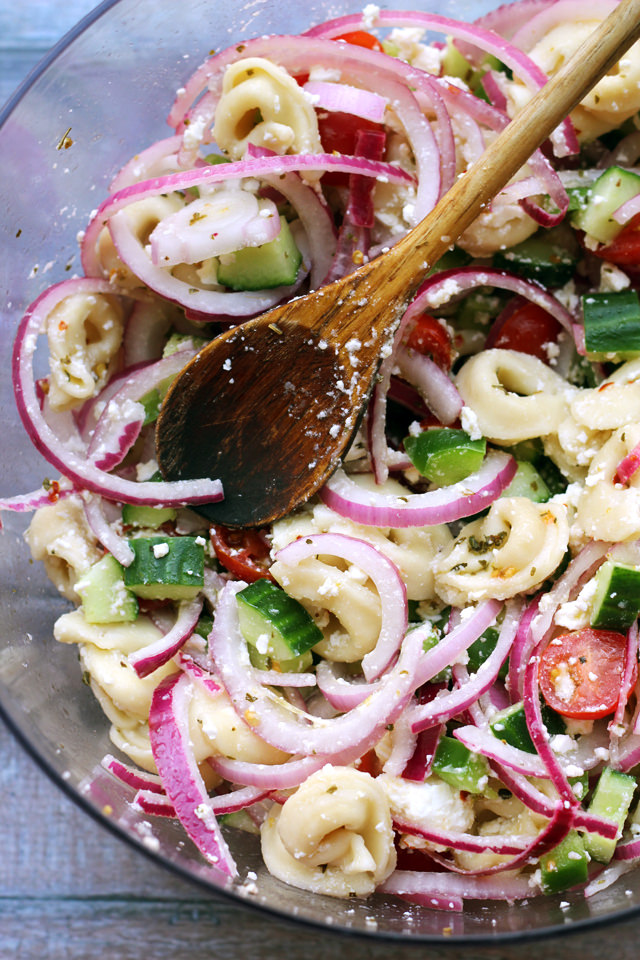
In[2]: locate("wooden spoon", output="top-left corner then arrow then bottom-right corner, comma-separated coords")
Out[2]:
156,0 -> 640,527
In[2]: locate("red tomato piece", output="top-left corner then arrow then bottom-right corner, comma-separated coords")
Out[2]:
538,627 -> 634,719
486,299 -> 562,363
210,524 -> 274,583
333,30 -> 384,51
595,214 -> 640,268
317,112 -> 384,186
404,313 -> 452,370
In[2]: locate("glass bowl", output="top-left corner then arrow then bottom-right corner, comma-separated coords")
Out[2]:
2,0 -> 640,943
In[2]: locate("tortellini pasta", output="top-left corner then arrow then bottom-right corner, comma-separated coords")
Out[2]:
46,292 -> 125,411
97,194 -> 185,291
455,348 -> 574,443
433,497 -> 570,605
507,17 -> 640,142
25,496 -> 102,601
213,58 -> 322,162
575,424 -> 640,543
260,765 -> 396,897
270,492 -> 452,663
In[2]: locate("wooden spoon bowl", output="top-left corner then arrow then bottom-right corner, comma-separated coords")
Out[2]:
156,0 -> 640,527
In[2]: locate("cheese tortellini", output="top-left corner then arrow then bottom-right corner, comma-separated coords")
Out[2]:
25,496 -> 102,602
575,424 -> 640,543
433,497 -> 570,604
455,349 -> 574,443
213,58 -> 322,162
507,14 -> 640,142
270,494 -> 452,663
260,765 -> 396,897
46,292 -> 125,411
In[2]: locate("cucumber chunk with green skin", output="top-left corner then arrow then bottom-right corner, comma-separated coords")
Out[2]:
571,165 -> 640,244
249,646 -> 314,674
502,460 -> 551,503
583,290 -> 640,361
217,216 -> 302,290
590,559 -> 640,631
236,579 -> 323,661
76,554 -> 138,624
540,830 -> 589,894
492,226 -> 579,288
404,428 -> 487,486
489,700 -> 564,754
432,735 -> 490,794
122,503 -> 178,529
123,536 -> 205,599
583,767 -> 636,864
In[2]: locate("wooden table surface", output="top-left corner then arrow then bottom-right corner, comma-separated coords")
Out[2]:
3,2 -> 640,957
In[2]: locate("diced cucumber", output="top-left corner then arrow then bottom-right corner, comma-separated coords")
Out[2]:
122,503 -> 178,529
162,332 -> 209,358
236,579 -> 323,661
502,460 -> 551,503
571,166 -> 640,244
217,216 -> 302,290
76,554 -> 138,624
123,536 -> 205,599
490,700 -> 564,754
432,735 -> 490,794
583,767 -> 636,863
404,428 -> 487,486
249,646 -> 314,674
493,226 -> 579,288
590,559 -> 640,631
194,613 -> 213,642
582,290 -> 640,361
540,830 -> 589,894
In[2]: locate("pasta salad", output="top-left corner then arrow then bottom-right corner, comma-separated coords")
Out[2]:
5,0 -> 640,912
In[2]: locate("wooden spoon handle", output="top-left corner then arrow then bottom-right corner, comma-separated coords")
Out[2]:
351,0 -> 640,316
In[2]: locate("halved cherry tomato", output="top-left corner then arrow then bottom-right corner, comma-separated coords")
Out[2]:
404,313 -> 453,370
538,627 -> 634,719
210,524 -> 274,583
594,213 -> 640,269
486,299 -> 562,364
333,30 -> 384,51
317,112 -> 384,186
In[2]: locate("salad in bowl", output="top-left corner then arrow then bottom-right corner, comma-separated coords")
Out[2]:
3,0 -> 640,937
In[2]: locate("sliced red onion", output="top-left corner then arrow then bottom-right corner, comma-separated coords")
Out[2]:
303,80 -> 388,122
83,493 -> 135,567
319,451 -> 516,529
510,0 -> 617,51
613,837 -> 640,862
0,480 -> 74,517
210,753 -> 334,791
109,134 -> 186,191
148,672 -> 236,875
425,801 -> 573,877
101,753 -> 165,793
129,598 -> 203,678
379,868 -> 536,906
394,347 -> 463,425
409,599 -> 520,732
611,620 -> 640,731
177,650 -> 224,698
134,788 -> 177,817
275,532 -> 408,682
401,723 -> 443,782
394,818 -> 531,855
407,266 -> 576,337
208,580 -> 423,758
507,595 -> 541,701
13,280 -> 223,507
381,713 -> 419,777
454,724 -> 550,778
522,641 -> 577,805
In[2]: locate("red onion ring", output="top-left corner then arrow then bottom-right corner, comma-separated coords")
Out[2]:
129,597 -> 203,677
149,672 -> 236,876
